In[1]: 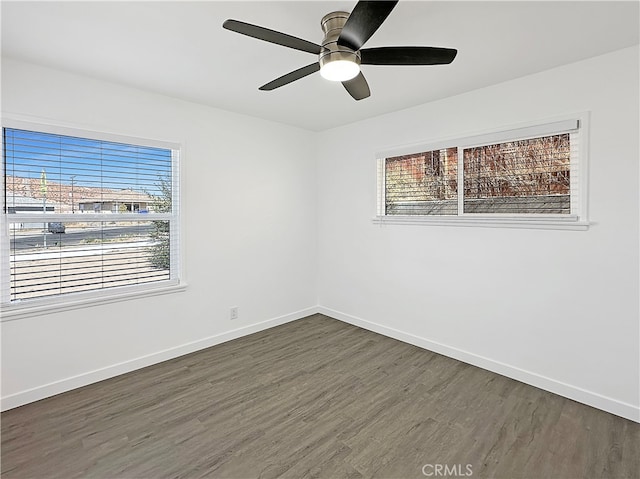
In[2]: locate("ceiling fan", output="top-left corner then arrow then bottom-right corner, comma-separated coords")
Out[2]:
223,0 -> 457,101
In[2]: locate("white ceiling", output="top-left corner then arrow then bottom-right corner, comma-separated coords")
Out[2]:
2,1 -> 639,131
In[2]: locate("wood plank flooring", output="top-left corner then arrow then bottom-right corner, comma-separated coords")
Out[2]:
2,314 -> 639,478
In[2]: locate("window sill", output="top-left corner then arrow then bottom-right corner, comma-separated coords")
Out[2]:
372,215 -> 591,231
1,282 -> 187,322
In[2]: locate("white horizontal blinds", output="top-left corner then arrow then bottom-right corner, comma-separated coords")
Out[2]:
568,130 -> 580,216
457,119 -> 580,217
379,119 -> 581,219
4,128 -> 172,214
8,222 -> 170,301
3,127 -> 177,303
385,147 -> 458,216
376,158 -> 385,216
462,133 -> 572,214
169,148 -> 180,281
463,133 -> 571,214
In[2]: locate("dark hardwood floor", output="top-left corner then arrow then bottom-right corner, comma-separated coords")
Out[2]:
2,314 -> 638,478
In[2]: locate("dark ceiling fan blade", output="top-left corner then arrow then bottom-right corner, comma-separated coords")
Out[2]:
342,72 -> 371,101
259,63 -> 320,91
223,19 -> 321,55
360,46 -> 458,65
337,1 -> 398,51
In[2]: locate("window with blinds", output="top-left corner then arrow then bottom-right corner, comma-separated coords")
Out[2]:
385,148 -> 458,215
2,126 -> 180,306
463,134 -> 571,214
379,119 -> 583,222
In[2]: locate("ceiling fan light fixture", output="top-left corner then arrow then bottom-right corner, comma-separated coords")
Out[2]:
320,59 -> 360,81
318,11 -> 361,82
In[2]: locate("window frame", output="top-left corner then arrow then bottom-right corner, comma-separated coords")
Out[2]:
1,118 -> 185,321
374,114 -> 590,230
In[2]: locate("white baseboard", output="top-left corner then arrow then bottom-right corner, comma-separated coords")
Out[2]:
1,306 -> 319,412
318,306 -> 640,424
5,305 -> 638,424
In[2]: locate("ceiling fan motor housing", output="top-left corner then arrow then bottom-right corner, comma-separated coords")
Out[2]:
319,11 -> 361,70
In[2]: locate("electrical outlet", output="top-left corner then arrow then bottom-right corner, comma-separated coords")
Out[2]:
230,307 -> 239,320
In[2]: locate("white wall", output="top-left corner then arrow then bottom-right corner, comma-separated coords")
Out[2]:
1,58 -> 318,408
316,46 -> 640,422
3,46 -> 639,423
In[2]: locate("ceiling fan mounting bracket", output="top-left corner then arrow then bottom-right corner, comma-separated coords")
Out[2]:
320,11 -> 350,38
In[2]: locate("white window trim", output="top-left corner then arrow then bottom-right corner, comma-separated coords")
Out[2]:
1,117 -> 186,321
374,113 -> 590,231
0,282 -> 187,322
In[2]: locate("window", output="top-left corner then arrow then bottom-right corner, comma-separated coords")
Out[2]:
385,147 -> 459,215
377,118 -> 587,229
1,122 -> 181,312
